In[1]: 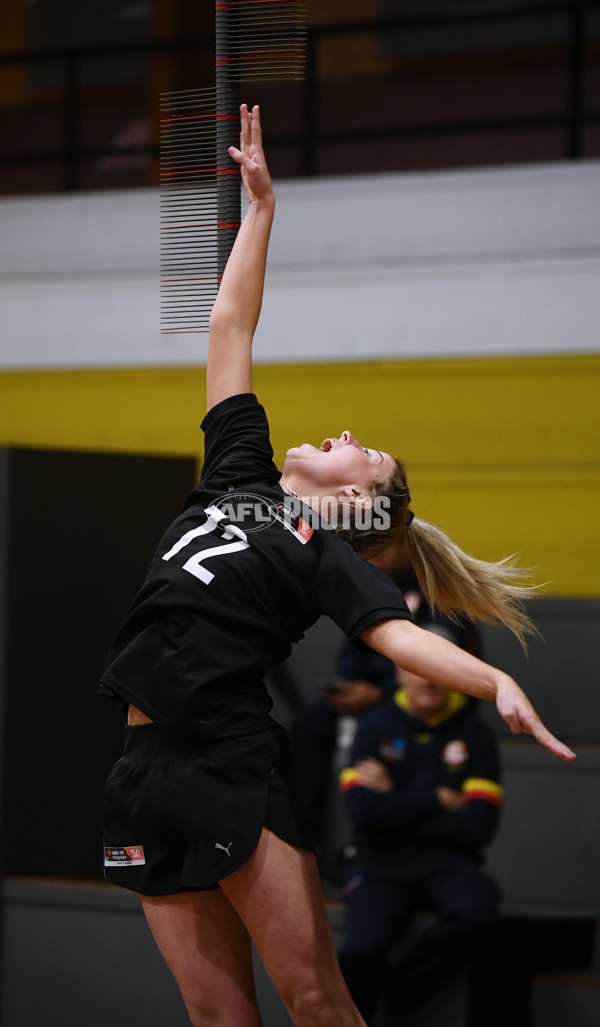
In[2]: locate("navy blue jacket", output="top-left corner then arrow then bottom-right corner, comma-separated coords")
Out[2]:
341,690 -> 502,861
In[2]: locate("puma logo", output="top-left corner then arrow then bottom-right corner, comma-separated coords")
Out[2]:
215,841 -> 233,857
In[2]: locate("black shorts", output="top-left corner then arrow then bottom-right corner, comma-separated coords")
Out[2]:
102,718 -> 314,896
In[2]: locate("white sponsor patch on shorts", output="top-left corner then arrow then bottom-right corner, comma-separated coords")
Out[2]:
104,846 -> 145,867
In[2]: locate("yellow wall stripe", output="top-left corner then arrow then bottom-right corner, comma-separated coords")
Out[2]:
1,353 -> 598,595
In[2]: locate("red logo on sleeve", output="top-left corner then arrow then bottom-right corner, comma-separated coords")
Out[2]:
104,845 -> 146,866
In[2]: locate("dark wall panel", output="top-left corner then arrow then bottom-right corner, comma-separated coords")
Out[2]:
479,599 -> 600,745
0,447 -> 196,878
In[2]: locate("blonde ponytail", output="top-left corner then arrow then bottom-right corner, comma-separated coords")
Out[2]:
406,517 -> 539,648
337,458 -> 539,648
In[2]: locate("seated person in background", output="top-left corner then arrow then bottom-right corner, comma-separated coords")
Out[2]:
290,540 -> 478,852
338,623 -> 502,1024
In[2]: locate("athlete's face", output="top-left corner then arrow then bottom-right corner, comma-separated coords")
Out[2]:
283,431 -> 395,498
398,669 -> 450,721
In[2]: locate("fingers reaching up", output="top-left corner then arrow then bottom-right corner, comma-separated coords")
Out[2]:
229,104 -> 274,207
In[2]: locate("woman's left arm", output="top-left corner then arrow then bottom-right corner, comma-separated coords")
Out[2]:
361,618 -> 576,761
207,104 -> 275,412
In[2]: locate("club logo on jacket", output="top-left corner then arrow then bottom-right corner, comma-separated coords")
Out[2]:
441,739 -> 468,767
379,736 -> 407,762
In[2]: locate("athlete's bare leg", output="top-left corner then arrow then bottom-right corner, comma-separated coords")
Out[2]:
141,888 -> 263,1027
220,827 -> 367,1027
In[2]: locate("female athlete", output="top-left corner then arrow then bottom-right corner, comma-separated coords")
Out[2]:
101,105 -> 574,1027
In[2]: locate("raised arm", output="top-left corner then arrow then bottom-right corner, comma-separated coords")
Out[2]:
207,104 -> 275,412
361,618 -> 576,762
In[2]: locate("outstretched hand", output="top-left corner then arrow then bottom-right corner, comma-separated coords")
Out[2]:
495,677 -> 576,761
229,104 -> 274,206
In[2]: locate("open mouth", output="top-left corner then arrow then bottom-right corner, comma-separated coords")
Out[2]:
319,438 -> 335,453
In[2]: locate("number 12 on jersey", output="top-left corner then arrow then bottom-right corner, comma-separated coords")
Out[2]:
162,505 -> 249,585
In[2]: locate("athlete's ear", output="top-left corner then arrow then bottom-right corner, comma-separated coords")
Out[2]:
340,485 -> 373,509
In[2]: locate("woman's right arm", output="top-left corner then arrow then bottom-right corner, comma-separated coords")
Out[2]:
361,618 -> 576,761
207,104 -> 275,412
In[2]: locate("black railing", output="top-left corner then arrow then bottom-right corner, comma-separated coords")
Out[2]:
0,1 -> 599,192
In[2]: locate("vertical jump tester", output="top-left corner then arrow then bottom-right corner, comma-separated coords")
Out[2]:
159,1 -> 307,335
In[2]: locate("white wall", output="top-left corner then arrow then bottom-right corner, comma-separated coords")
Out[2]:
1,160 -> 599,369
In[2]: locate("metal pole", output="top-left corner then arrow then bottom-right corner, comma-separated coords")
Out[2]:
566,2 -> 586,159
63,54 -> 80,191
301,30 -> 317,176
215,4 -> 241,280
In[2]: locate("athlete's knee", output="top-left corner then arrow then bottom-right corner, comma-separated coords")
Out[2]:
287,985 -> 344,1026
